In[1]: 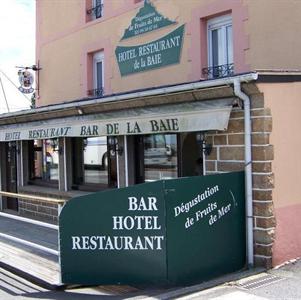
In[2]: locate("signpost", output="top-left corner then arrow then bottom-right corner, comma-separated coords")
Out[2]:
60,172 -> 246,285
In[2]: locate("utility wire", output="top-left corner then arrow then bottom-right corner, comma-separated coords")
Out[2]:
0,73 -> 10,112
0,69 -> 32,104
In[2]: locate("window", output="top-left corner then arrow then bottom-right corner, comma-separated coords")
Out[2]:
144,134 -> 178,182
72,136 -> 117,191
134,133 -> 204,184
135,134 -> 178,183
28,139 -> 59,186
87,0 -> 103,21
206,15 -> 233,78
88,51 -> 104,97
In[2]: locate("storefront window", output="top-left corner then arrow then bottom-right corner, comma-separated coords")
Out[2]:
83,137 -> 108,184
72,136 -> 117,190
143,134 -> 178,182
29,139 -> 59,183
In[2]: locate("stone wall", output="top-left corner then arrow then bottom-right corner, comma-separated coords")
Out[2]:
18,199 -> 59,224
205,89 -> 275,268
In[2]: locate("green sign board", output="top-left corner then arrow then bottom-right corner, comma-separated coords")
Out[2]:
115,25 -> 185,76
121,0 -> 176,40
60,172 -> 245,285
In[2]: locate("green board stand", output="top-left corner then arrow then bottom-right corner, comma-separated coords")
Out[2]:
60,172 -> 246,285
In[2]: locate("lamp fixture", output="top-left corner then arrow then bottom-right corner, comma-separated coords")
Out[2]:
108,136 -> 123,156
196,132 -> 212,156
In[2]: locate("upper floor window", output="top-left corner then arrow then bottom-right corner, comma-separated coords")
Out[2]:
204,15 -> 234,78
87,0 -> 103,21
88,51 -> 104,97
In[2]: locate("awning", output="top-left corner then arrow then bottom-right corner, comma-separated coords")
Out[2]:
0,98 -> 234,141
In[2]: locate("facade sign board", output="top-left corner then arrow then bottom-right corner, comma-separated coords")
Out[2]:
60,172 -> 245,285
0,104 -> 232,141
116,25 -> 185,76
121,0 -> 176,40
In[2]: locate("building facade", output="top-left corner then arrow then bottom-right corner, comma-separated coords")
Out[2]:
0,0 -> 301,270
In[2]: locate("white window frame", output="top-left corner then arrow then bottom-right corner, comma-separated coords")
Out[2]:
92,0 -> 103,20
207,15 -> 233,69
93,51 -> 104,95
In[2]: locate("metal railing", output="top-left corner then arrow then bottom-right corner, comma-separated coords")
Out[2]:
202,63 -> 234,79
0,191 -> 66,256
87,87 -> 104,97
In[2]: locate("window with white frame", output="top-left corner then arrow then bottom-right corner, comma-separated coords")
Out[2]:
92,51 -> 104,97
87,0 -> 103,20
207,15 -> 233,78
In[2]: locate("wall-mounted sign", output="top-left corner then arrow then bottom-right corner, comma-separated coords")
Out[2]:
116,25 -> 185,76
18,70 -> 34,94
121,0 -> 176,40
59,172 -> 246,285
116,0 -> 184,76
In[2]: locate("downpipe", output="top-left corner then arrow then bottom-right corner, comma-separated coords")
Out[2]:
233,78 -> 257,267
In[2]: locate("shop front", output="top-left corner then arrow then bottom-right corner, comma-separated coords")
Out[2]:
0,71 -> 264,270
0,93 -> 235,191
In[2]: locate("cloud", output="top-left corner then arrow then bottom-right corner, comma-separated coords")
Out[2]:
0,0 -> 35,113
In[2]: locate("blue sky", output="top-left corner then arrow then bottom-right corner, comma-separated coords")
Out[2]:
0,0 -> 35,112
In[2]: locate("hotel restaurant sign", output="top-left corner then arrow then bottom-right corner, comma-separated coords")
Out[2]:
60,172 -> 246,285
0,105 -> 231,142
115,0 -> 185,76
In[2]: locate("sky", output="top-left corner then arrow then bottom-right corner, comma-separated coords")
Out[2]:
0,0 -> 35,113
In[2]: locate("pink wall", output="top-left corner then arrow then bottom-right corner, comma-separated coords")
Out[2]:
36,0 -> 250,106
259,82 -> 301,266
273,204 -> 301,266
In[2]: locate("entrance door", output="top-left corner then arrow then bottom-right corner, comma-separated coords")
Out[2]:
5,142 -> 18,211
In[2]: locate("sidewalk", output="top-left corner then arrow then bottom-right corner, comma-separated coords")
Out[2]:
174,258 -> 301,300
0,214 -> 300,299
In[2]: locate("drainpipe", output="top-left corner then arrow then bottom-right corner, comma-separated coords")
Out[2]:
233,78 -> 256,267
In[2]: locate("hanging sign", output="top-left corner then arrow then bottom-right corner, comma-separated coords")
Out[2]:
121,0 -> 176,40
116,25 -> 185,76
18,70 -> 34,94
